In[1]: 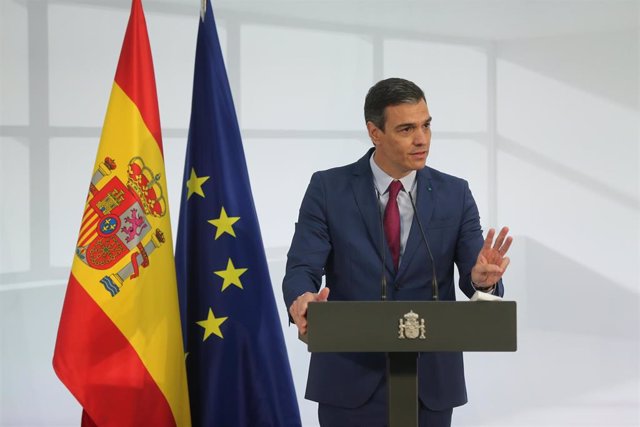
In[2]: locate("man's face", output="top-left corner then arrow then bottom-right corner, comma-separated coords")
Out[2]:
367,99 -> 432,179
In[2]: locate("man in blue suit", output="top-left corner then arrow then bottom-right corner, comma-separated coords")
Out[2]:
283,78 -> 512,427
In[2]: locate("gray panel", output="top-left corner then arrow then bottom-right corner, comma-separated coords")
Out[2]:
306,301 -> 517,352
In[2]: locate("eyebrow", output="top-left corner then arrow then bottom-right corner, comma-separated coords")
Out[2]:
394,116 -> 433,130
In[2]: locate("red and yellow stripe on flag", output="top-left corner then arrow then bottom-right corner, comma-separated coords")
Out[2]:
53,1 -> 190,426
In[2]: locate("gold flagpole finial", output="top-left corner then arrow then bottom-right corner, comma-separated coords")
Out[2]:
200,0 -> 206,22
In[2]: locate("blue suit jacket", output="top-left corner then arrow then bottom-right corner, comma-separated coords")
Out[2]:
283,148 -> 504,411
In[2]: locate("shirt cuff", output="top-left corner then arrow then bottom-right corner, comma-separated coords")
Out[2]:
471,279 -> 496,294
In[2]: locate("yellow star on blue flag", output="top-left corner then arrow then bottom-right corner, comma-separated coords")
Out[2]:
186,168 -> 210,199
208,207 -> 240,239
214,258 -> 247,291
196,308 -> 228,340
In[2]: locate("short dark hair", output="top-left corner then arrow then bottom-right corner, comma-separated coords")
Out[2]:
364,78 -> 425,131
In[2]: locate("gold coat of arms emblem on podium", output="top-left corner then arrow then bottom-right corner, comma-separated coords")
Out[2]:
398,310 -> 426,339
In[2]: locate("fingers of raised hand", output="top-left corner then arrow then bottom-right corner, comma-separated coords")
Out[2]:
483,228 -> 496,250
486,259 -> 509,284
499,257 -> 510,272
494,227 -> 512,256
478,263 -> 502,275
493,227 -> 508,248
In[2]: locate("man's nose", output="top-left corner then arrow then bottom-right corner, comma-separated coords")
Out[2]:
414,129 -> 428,145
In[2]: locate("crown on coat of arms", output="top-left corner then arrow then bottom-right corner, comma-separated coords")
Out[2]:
104,157 -> 117,171
403,311 -> 419,321
127,157 -> 166,217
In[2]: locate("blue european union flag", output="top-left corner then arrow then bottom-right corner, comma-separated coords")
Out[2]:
176,2 -> 302,425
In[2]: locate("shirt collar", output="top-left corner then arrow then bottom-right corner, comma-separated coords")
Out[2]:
369,150 -> 417,195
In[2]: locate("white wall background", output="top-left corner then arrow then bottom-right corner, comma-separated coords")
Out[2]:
1,0 -> 638,426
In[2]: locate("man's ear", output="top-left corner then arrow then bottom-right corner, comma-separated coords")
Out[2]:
366,121 -> 381,146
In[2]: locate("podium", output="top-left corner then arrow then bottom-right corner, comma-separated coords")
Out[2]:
302,301 -> 517,427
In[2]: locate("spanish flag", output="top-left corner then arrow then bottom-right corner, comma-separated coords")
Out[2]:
52,1 -> 190,426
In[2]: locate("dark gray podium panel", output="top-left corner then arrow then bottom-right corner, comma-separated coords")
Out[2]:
305,301 -> 516,353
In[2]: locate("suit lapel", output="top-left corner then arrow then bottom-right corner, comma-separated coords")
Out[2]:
398,167 -> 434,277
351,149 -> 394,275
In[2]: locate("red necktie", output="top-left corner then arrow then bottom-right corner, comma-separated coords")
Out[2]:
384,180 -> 403,270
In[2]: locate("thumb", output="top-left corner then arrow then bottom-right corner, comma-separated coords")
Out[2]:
316,287 -> 330,302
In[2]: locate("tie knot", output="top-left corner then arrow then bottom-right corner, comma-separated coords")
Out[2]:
388,180 -> 403,199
